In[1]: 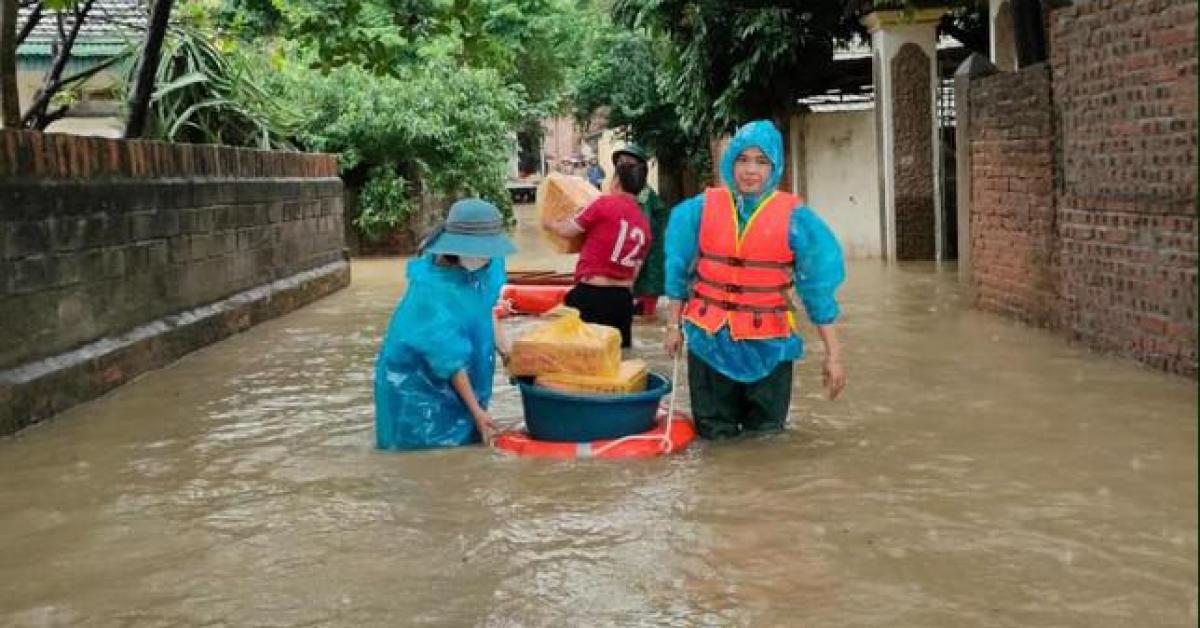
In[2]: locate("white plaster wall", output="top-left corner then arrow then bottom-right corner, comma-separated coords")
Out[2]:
800,110 -> 882,259
15,68 -> 124,137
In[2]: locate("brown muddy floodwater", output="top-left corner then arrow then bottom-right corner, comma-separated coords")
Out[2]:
1,206 -> 1196,627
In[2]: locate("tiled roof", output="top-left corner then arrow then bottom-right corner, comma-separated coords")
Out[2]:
17,0 -> 145,48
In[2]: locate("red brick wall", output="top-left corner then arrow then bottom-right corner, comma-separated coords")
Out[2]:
969,0 -> 1197,376
969,64 -> 1057,327
1050,0 -> 1197,376
0,130 -> 337,179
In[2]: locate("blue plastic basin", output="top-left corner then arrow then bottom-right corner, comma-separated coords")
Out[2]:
518,372 -> 672,442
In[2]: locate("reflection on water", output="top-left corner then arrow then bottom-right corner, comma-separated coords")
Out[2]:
0,206 -> 1195,626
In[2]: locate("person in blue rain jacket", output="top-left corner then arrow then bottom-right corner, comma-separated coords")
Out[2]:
374,198 -> 515,450
662,120 -> 847,440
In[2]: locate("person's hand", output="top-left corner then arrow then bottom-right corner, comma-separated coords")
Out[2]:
822,358 -> 846,400
473,410 -> 497,445
664,325 -> 683,358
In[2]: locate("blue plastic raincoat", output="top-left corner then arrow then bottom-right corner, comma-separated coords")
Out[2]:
374,255 -> 506,449
664,120 -> 845,383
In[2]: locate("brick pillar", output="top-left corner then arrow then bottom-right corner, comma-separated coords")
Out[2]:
862,8 -> 947,262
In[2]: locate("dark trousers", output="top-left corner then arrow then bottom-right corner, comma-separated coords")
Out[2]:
564,283 -> 635,348
687,352 -> 793,440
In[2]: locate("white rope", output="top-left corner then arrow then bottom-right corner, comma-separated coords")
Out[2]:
590,338 -> 684,457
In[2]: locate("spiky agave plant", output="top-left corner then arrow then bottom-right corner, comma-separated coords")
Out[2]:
136,24 -> 301,148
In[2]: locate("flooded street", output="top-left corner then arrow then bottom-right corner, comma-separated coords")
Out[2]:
1,206 -> 1195,627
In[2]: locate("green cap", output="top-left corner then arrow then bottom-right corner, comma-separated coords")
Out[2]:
611,143 -> 648,166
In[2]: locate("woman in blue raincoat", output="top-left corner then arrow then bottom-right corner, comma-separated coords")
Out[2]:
374,198 -> 516,450
662,120 -> 847,440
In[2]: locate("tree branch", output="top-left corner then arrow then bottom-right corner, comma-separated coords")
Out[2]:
124,0 -> 174,137
21,0 -> 93,126
34,101 -> 67,129
51,51 -> 120,90
16,2 -> 40,45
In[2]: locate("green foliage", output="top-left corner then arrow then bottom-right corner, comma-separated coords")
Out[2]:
355,167 -> 418,240
211,0 -> 287,39
148,0 -> 602,240
281,57 -> 519,230
571,26 -> 691,166
138,25 -> 302,148
275,0 -> 593,121
614,0 -> 988,140
613,0 -> 854,138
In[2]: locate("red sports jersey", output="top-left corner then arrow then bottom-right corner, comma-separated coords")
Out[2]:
571,194 -> 652,283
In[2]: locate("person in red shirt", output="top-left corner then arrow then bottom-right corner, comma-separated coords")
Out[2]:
543,155 -> 652,347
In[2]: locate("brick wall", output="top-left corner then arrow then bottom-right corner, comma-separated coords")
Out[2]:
1050,0 -> 1197,376
1,131 -> 347,370
0,131 -> 348,427
968,64 -> 1057,327
968,0 -> 1197,376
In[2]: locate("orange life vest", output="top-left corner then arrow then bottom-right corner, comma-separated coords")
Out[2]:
682,187 -> 799,340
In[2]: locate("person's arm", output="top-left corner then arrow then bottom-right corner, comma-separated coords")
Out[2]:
451,370 -> 495,444
493,315 -> 510,366
662,194 -> 704,357
815,324 -> 845,400
543,215 -> 585,239
664,298 -> 685,357
543,197 -> 600,239
789,207 -> 847,399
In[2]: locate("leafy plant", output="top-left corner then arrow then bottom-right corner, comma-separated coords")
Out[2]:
355,166 -> 418,240
281,57 -> 519,229
137,25 -> 302,148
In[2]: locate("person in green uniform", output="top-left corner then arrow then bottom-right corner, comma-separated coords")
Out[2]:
612,144 -> 669,319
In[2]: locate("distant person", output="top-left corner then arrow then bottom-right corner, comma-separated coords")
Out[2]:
611,144 -> 669,319
662,120 -> 846,440
374,199 -> 515,450
586,159 -> 605,190
542,154 -> 652,347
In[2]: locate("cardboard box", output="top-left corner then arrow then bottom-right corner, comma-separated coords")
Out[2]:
536,359 -> 648,395
508,310 -> 621,377
536,173 -> 599,254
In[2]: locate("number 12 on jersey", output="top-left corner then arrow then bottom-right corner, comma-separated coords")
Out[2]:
608,219 -> 646,268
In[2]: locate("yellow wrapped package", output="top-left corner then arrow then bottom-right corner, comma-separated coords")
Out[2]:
537,360 -> 648,394
536,173 -> 599,253
508,308 -> 620,377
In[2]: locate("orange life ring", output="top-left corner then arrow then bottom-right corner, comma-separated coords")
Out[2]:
499,284 -> 572,315
493,410 -> 696,459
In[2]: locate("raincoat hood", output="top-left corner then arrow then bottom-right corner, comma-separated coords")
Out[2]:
719,119 -> 784,197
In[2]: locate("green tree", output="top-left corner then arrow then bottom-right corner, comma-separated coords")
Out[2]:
612,0 -> 855,140
613,0 -> 987,144
571,26 -> 697,205
281,57 -> 521,238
